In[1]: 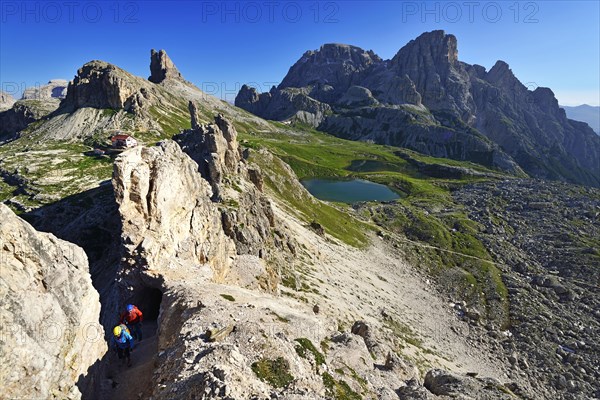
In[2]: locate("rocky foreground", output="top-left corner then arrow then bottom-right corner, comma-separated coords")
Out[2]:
453,179 -> 600,398
0,204 -> 105,399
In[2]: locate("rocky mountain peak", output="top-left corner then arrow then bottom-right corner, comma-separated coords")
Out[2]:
63,60 -> 140,110
392,30 -> 458,67
236,30 -> 600,186
485,60 -> 521,87
279,43 -> 382,90
235,84 -> 260,110
148,49 -> 183,83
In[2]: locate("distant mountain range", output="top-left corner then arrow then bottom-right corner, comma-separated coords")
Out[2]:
236,30 -> 600,187
561,104 -> 600,135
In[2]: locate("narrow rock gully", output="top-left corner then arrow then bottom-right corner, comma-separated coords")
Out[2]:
97,287 -> 163,400
104,321 -> 158,399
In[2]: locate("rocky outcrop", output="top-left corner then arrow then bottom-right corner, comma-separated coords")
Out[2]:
236,86 -> 332,126
0,90 -> 16,110
0,204 -> 106,399
175,102 -> 243,199
22,79 -> 68,100
62,61 -> 150,111
113,140 -> 237,282
236,30 -> 600,186
149,49 -> 183,84
0,99 -> 60,142
175,104 -> 296,261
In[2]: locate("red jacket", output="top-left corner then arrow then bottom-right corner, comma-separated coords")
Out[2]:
120,306 -> 143,325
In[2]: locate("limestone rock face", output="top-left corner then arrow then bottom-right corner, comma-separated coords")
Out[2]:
0,90 -> 16,111
389,30 -> 474,120
175,102 -> 243,199
337,85 -> 379,107
175,106 -> 294,262
22,79 -> 68,100
63,61 -> 143,110
236,86 -> 332,126
0,204 -> 106,399
148,49 -> 183,83
280,43 -> 382,94
112,140 -> 236,281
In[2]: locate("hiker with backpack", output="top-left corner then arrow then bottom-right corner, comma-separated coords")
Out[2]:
120,304 -> 144,341
112,324 -> 134,367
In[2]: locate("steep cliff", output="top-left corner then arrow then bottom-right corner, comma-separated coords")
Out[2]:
0,204 -> 106,399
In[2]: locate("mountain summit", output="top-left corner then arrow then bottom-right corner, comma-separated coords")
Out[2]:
236,30 -> 600,187
149,49 -> 184,83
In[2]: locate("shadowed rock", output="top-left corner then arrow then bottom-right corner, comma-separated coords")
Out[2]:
149,49 -> 183,83
0,204 -> 106,399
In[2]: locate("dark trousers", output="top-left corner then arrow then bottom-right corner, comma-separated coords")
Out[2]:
129,322 -> 143,341
116,347 -> 130,360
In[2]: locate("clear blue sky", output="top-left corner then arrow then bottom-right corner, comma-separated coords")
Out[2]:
1,1 -> 599,105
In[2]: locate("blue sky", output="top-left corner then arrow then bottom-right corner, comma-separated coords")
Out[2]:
1,1 -> 599,105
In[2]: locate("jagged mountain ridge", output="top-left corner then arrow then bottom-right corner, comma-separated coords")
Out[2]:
235,30 -> 600,187
0,49 -> 272,143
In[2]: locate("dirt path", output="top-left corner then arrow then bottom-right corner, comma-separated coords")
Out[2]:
104,321 -> 158,400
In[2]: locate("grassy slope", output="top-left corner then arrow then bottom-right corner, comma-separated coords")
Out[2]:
241,123 -> 511,328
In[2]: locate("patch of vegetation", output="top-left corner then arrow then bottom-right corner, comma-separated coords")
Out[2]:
322,372 -> 362,400
294,338 -> 325,367
320,339 -> 331,353
271,311 -> 290,323
251,357 -> 294,388
384,318 -> 423,348
219,294 -> 235,302
149,102 -> 191,136
342,364 -> 368,392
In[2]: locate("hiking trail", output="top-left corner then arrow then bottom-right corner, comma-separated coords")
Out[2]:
103,321 -> 158,399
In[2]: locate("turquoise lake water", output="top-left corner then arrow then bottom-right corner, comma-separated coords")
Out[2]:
301,178 -> 400,204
